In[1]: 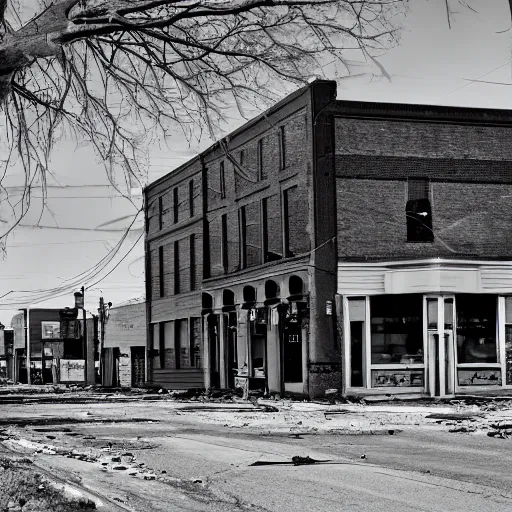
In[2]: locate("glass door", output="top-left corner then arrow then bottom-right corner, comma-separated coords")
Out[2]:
426,296 -> 455,397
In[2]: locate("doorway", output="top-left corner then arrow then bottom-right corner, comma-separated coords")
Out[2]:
426,296 -> 455,397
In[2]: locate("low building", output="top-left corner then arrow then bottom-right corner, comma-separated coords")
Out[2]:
103,298 -> 146,388
10,308 -> 97,385
144,79 -> 512,398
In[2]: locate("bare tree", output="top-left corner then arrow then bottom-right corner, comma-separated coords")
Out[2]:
0,0 -> 404,245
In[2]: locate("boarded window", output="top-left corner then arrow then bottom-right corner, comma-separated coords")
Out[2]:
190,234 -> 196,291
221,214 -> 228,274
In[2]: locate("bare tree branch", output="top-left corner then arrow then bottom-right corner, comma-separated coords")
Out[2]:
0,0 -> 405,246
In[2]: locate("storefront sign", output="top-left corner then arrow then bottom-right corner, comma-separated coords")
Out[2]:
59,359 -> 85,382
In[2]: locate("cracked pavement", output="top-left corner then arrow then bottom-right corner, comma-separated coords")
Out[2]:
1,398 -> 512,511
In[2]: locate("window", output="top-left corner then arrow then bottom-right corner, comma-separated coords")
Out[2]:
257,139 -> 263,180
283,188 -> 292,257
221,214 -> 228,274
174,240 -> 180,294
189,180 -> 194,218
279,125 -> 286,170
240,149 -> 245,166
370,294 -> 424,365
456,295 -> 497,364
262,196 -> 283,262
159,323 -> 165,368
190,234 -> 196,291
220,161 -> 226,199
505,297 -> 512,385
240,207 -> 247,269
173,187 -> 179,224
158,246 -> 164,297
158,196 -> 163,230
406,178 -> 433,242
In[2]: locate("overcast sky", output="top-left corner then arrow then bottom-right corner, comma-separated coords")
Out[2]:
1,0 -> 511,326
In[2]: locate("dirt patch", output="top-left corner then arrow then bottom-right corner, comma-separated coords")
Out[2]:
0,454 -> 96,511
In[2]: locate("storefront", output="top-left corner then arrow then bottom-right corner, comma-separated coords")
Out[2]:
203,272 -> 309,396
340,260 -> 512,397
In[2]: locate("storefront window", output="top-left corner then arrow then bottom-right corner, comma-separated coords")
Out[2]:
505,297 -> 512,385
370,295 -> 423,364
456,295 -> 497,364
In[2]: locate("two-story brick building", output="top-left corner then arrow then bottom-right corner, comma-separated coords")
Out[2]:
145,79 -> 512,398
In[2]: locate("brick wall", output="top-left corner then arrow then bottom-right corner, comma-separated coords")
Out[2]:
335,117 -> 512,160
335,116 -> 512,261
336,178 -> 512,259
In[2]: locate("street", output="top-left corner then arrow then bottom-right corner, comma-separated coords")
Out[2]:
1,398 -> 512,511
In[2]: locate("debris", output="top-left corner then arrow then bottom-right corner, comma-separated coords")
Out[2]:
426,412 -> 485,420
361,454 -> 366,460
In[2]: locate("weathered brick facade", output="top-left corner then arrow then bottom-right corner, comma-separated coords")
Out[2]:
145,80 -> 512,397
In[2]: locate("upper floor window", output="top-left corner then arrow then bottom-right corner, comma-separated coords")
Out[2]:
173,187 -> 179,224
221,214 -> 228,274
406,178 -> 433,242
158,196 -> 163,230
257,139 -> 263,181
189,180 -> 194,218
279,125 -> 286,170
174,240 -> 180,294
158,245 -> 164,297
190,234 -> 196,291
220,161 -> 226,199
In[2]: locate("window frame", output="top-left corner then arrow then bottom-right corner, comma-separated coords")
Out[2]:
174,240 -> 180,294
189,180 -> 194,218
220,161 -> 226,199
158,245 -> 164,298
173,187 -> 179,224
279,125 -> 286,170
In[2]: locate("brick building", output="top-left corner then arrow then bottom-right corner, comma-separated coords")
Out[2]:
145,79 -> 512,398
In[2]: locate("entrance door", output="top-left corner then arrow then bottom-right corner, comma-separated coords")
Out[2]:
131,347 -> 145,387
426,296 -> 455,397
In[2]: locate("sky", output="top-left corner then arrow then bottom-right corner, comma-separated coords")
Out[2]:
1,0 -> 512,326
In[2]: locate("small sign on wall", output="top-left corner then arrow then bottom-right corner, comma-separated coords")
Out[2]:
42,322 -> 60,339
59,359 -> 85,382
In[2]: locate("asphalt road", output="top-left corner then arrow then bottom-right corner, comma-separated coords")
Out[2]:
2,400 -> 512,511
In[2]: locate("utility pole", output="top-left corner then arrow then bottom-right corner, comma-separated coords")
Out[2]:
74,288 -> 88,384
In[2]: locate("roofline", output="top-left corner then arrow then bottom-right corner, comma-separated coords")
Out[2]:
333,99 -> 512,124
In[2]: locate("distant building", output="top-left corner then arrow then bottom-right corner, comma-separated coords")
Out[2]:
144,79 -> 512,398
10,308 -> 97,385
0,325 -> 13,380
103,298 -> 146,388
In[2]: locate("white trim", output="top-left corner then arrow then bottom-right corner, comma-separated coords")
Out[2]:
342,296 -> 350,393
370,364 -> 425,370
456,363 -> 502,368
339,258 -> 512,268
365,297 -> 371,389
